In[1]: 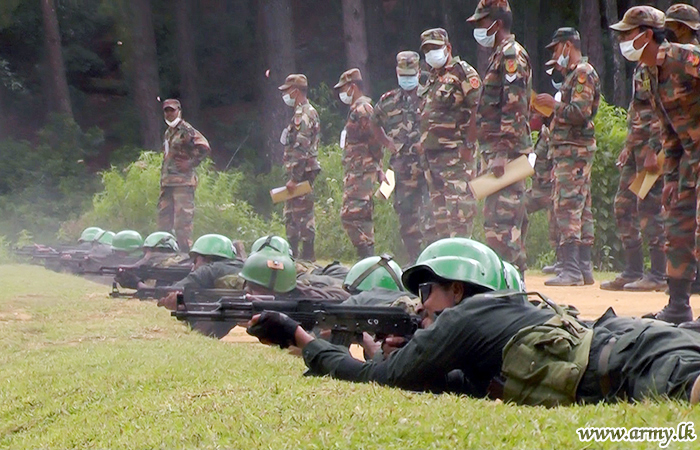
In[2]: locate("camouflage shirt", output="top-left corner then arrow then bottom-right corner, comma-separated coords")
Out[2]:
419,56 -> 482,151
161,120 -> 211,187
625,63 -> 661,160
372,88 -> 422,164
343,96 -> 382,174
283,100 -> 321,182
653,41 -> 700,185
477,35 -> 533,159
550,57 -> 600,146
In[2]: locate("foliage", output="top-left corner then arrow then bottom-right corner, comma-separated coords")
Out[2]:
309,83 -> 346,147
1,265 -> 699,449
0,235 -> 11,263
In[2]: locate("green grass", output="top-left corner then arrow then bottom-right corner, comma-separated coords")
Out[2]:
1,264 -> 699,449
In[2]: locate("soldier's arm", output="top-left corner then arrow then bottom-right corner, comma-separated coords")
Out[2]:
662,122 -> 683,184
499,54 -> 530,158
287,113 -> 316,182
370,98 -> 396,152
458,72 -> 482,147
553,70 -> 596,125
172,264 -> 215,290
188,128 -> 211,168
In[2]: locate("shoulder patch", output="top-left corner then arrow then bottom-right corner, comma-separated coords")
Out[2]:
506,59 -> 518,73
575,84 -> 584,94
470,76 -> 481,89
687,51 -> 700,66
577,72 -> 587,84
642,78 -> 651,91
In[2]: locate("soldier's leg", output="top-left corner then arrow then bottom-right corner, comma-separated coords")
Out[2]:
579,169 -> 596,285
284,196 -> 302,258
157,187 -> 175,233
424,150 -> 452,240
172,186 -> 195,253
483,179 -> 527,270
298,191 -> 316,261
442,152 -> 477,238
394,168 -> 424,262
341,197 -> 374,258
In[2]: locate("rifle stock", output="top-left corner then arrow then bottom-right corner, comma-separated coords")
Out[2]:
109,283 -> 179,300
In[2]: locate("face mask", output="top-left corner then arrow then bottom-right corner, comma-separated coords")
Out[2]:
339,89 -> 353,105
425,47 -> 448,69
473,22 -> 497,48
549,68 -> 565,90
620,33 -> 648,62
282,92 -> 295,107
557,45 -> 570,68
165,111 -> 182,128
398,74 -> 419,91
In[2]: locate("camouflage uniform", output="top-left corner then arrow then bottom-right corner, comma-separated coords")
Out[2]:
336,69 -> 383,255
372,52 -> 432,260
523,125 -> 558,249
279,74 -> 321,259
665,4 -> 700,46
475,35 -> 532,270
159,99 -> 211,253
419,29 -> 481,241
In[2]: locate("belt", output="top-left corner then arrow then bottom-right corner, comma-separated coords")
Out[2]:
597,337 -> 618,397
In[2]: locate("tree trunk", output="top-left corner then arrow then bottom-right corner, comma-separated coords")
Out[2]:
604,0 -> 626,106
40,0 -> 72,118
579,0 -> 605,91
175,0 -> 201,123
656,0 -> 672,11
258,0 -> 296,166
129,0 -> 162,150
523,0 -> 540,92
440,0 -> 454,34
341,0 -> 371,94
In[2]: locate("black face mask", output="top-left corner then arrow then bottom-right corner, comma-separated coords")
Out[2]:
550,69 -> 565,85
665,28 -> 679,43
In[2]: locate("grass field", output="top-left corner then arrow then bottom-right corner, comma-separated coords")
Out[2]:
1,264 -> 699,449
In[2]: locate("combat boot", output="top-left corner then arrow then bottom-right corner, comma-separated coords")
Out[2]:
300,238 -> 316,262
649,278 -> 693,324
624,246 -> 666,292
288,238 -> 299,260
356,244 -> 375,259
690,264 -> 700,295
600,243 -> 643,291
544,243 -> 584,286
579,244 -> 595,285
542,245 -> 561,275
679,317 -> 700,333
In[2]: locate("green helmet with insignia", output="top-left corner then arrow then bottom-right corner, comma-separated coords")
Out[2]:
240,250 -> 296,293
79,227 -> 104,243
111,230 -> 144,253
96,230 -> 115,246
190,234 -> 236,260
250,235 -> 293,257
343,255 -> 404,293
402,238 -> 509,296
143,231 -> 180,252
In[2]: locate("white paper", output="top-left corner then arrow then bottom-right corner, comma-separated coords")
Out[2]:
528,153 -> 537,168
164,140 -> 169,157
340,129 -> 347,149
280,128 -> 289,145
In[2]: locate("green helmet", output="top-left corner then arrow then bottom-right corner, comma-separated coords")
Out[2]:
240,251 -> 296,293
190,234 -> 236,259
96,230 -> 115,246
503,261 -> 524,291
251,235 -> 292,257
111,230 -> 144,252
143,231 -> 179,252
402,238 -> 507,295
79,227 -> 104,243
343,255 -> 404,292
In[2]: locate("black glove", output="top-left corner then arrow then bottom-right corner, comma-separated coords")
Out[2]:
247,311 -> 300,348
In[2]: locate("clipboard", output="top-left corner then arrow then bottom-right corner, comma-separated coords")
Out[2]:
270,181 -> 312,204
629,153 -> 665,200
531,91 -> 554,117
469,155 -> 535,200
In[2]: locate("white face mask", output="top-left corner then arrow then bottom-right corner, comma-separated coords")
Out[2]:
282,92 -> 295,107
556,46 -> 570,68
339,89 -> 353,105
425,47 -> 448,69
620,32 -> 648,62
398,74 -> 419,91
473,22 -> 497,48
165,111 -> 182,128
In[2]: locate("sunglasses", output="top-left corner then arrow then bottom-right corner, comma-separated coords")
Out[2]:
418,282 -> 439,304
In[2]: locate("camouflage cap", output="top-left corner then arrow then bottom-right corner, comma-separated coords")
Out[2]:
278,74 -> 308,91
162,99 -> 181,110
396,51 -> 420,75
334,68 -> 362,89
546,27 -> 581,49
666,4 -> 700,31
610,6 -> 665,31
420,28 -> 449,50
467,0 -> 512,22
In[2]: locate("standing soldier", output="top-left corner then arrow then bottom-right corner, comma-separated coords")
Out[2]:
278,74 -> 321,261
611,6 -> 700,326
537,28 -> 601,287
335,69 -> 384,258
371,51 -> 431,261
417,28 -> 482,241
600,62 -> 665,292
665,4 -> 700,45
467,0 -> 532,273
159,99 -> 210,253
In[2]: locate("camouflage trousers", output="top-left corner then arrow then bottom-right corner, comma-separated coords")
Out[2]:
424,148 -> 477,240
552,144 -> 595,246
666,151 -> 697,280
284,174 -> 317,245
483,177 -> 527,270
614,150 -> 664,250
158,185 -> 195,252
393,155 -> 431,260
341,170 -> 378,249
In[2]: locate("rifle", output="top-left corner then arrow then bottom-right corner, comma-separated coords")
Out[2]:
99,265 -> 192,283
172,295 -> 421,344
109,283 -> 180,300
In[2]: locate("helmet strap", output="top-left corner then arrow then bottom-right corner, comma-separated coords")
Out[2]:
347,255 -> 402,291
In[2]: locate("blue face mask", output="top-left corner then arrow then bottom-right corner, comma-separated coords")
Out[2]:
398,75 -> 419,91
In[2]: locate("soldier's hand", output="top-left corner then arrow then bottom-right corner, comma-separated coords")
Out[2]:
662,181 -> 679,208
490,157 -> 507,178
378,170 -> 388,184
381,336 -> 408,359
286,180 -> 297,194
246,311 -> 300,349
459,145 -> 474,162
535,93 -> 556,110
616,148 -> 630,169
644,151 -> 659,173
156,291 -> 178,310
